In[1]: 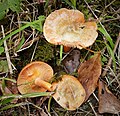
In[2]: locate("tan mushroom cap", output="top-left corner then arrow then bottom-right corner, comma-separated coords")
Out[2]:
43,8 -> 98,49
17,61 -> 53,94
52,75 -> 86,110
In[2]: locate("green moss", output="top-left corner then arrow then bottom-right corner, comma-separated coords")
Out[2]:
34,40 -> 54,62
0,60 -> 8,73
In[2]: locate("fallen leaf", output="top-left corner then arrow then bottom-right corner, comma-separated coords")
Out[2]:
6,81 -> 18,94
78,53 -> 101,101
0,81 -> 12,95
98,80 -> 120,114
62,49 -> 80,74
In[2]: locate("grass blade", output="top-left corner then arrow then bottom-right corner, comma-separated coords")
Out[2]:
0,77 -> 16,83
0,47 -> 4,55
63,0 -> 76,9
0,92 -> 54,100
0,102 -> 30,111
0,98 -> 14,105
16,34 -> 25,51
105,43 -> 116,71
98,25 -> 114,49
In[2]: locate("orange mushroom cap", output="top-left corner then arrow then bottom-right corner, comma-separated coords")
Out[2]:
17,61 -> 53,94
43,8 -> 98,49
52,75 -> 86,110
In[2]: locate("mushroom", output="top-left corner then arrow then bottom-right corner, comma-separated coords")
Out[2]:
17,62 -> 86,110
52,75 -> 86,110
17,61 -> 53,94
43,8 -> 98,49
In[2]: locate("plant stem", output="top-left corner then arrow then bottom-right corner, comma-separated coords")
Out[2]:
48,96 -> 52,112
59,45 -> 63,65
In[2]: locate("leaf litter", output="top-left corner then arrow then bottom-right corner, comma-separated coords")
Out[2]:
62,49 -> 80,74
78,53 -> 101,101
0,1 -> 119,114
98,80 -> 120,114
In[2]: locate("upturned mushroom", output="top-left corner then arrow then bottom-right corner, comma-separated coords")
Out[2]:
43,8 -> 98,49
52,75 -> 86,110
17,61 -> 53,94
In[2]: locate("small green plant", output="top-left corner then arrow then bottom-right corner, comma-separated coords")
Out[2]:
98,24 -> 116,71
63,0 -> 76,9
0,0 -> 21,20
0,0 -> 22,55
0,60 -> 8,73
0,47 -> 4,55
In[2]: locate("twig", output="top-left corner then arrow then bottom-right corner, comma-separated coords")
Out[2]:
16,36 -> 40,53
105,0 -> 116,9
103,16 -> 120,23
16,33 -> 33,52
30,29 -> 39,62
92,92 -> 99,102
88,101 -> 98,116
102,33 -> 120,77
107,66 -> 120,87
45,106 -> 51,116
100,0 -> 116,18
84,0 -> 99,20
1,25 -> 13,74
22,36 -> 40,48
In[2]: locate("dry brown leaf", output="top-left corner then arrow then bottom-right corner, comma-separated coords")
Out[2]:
6,81 -> 18,94
62,49 -> 80,74
78,53 -> 101,101
98,80 -> 120,114
0,81 -> 12,95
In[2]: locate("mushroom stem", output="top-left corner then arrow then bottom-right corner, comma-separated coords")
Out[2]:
63,46 -> 71,52
35,78 -> 53,91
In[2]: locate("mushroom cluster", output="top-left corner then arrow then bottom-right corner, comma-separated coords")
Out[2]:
17,8 -> 98,111
43,8 -> 98,49
17,61 -> 86,110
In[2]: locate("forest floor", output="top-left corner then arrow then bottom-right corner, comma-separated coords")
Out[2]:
0,0 -> 120,116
